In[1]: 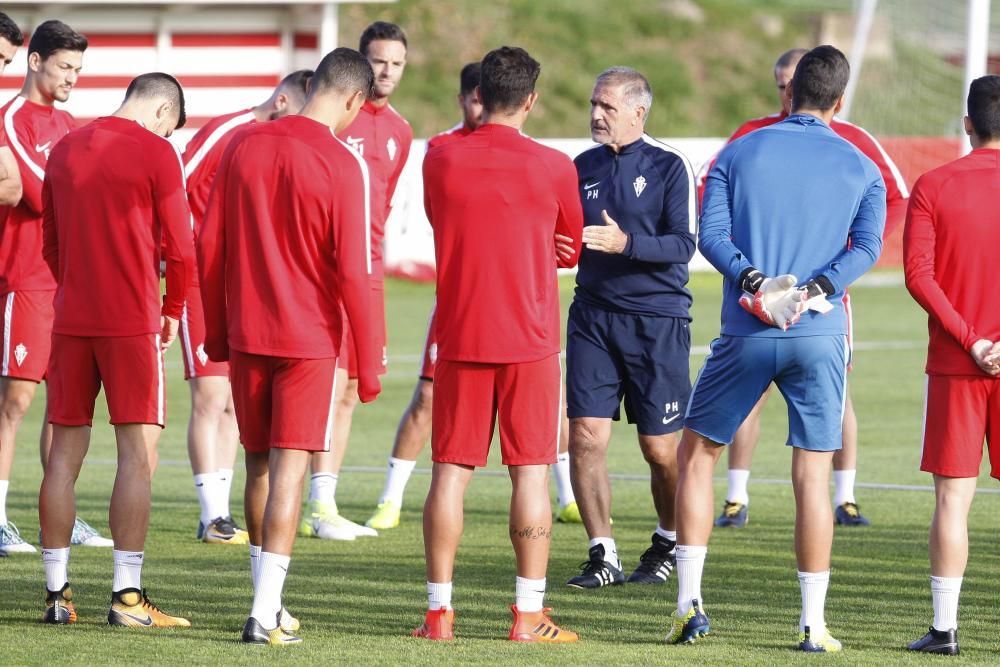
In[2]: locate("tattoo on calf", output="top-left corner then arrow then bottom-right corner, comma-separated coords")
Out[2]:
510,525 -> 552,540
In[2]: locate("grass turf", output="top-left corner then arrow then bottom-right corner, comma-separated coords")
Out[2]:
1,271 -> 999,665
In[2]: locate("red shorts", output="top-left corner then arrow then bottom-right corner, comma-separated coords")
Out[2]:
47,333 -> 166,427
340,285 -> 388,378
180,285 -> 229,380
921,374 -> 1000,478
432,353 -> 561,467
229,349 -> 338,453
419,305 -> 437,381
1,290 -> 54,382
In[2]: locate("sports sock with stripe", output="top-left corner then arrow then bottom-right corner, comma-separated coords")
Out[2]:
676,544 -> 707,614
515,576 -> 545,613
42,546 -> 70,591
251,552 -> 290,629
554,452 -> 575,508
380,457 -> 416,506
112,550 -> 144,592
930,575 -> 962,631
427,581 -> 452,611
798,569 -> 830,636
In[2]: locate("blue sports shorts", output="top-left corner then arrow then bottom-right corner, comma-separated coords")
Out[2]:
684,334 -> 849,451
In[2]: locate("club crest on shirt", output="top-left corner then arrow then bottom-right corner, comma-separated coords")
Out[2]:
13,343 -> 27,367
633,175 -> 647,197
196,344 -> 209,366
387,137 -> 398,161
346,135 -> 364,156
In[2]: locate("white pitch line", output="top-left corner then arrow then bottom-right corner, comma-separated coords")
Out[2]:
88,460 -> 1000,495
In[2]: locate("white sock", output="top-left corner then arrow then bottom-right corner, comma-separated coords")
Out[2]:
554,451 -> 575,507
0,479 -> 8,525
727,469 -> 750,505
589,536 -> 619,567
194,473 -> 224,524
112,550 -> 144,592
42,546 -> 70,591
515,576 -> 545,613
380,457 -> 416,506
833,469 -> 856,506
217,468 -> 234,517
249,543 -> 262,591
655,526 -> 677,542
250,551 -> 290,629
676,544 -> 707,614
427,581 -> 452,611
931,575 -> 962,631
798,570 -> 830,635
309,473 -> 337,505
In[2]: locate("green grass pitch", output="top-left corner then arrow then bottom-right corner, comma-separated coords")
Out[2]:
1,271 -> 998,665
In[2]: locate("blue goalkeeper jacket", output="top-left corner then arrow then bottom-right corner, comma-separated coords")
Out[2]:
573,135 -> 696,318
700,113 -> 887,338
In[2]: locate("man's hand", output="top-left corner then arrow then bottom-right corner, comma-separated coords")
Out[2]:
357,374 -> 382,403
971,339 -> 1000,375
581,209 -> 628,254
160,315 -> 179,351
739,274 -> 805,331
555,233 -> 576,263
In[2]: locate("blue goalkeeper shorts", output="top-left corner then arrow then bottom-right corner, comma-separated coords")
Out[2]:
684,334 -> 849,451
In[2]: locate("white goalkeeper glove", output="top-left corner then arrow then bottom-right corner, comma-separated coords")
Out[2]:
738,272 -> 806,331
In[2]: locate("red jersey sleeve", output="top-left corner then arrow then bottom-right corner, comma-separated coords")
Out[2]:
335,141 -> 380,402
41,173 -> 57,280
553,157 -> 583,268
197,141 -> 233,361
7,110 -> 44,216
156,143 -> 196,321
903,175 -> 978,351
838,124 -> 909,238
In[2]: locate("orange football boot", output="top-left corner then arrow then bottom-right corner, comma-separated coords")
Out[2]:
412,608 -> 454,640
509,605 -> 578,643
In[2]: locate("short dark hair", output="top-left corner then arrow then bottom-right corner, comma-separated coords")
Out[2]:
479,46 -> 540,114
790,44 -> 849,113
0,13 -> 24,47
310,47 -> 374,100
774,48 -> 807,72
459,62 -> 481,96
968,75 -> 1000,141
279,69 -> 313,98
125,72 -> 186,129
28,20 -> 87,60
359,21 -> 407,56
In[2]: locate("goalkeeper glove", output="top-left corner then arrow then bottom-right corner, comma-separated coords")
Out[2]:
738,271 -> 805,331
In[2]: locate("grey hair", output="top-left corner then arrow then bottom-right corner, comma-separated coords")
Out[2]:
775,48 -> 808,73
596,66 -> 653,119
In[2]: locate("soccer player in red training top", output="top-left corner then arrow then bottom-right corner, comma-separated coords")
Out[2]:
0,20 -> 110,556
198,48 -> 380,646
364,61 -> 482,530
38,73 -> 194,628
414,46 -> 583,643
181,70 -> 312,547
903,75 -> 1000,657
298,21 -> 413,541
701,47 -> 910,530
0,12 -> 25,208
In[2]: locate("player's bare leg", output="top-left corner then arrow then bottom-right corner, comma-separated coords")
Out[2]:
367,378 -> 432,529
553,404 -> 578,523
568,417 -> 613,538
188,377 -> 246,543
0,378 -> 38,552
423,462 -> 474,582
791,446 -> 836,645
244,451 -> 268,545
670,429 -> 723,633
639,432 -> 679,531
832,391 -> 869,525
716,387 -> 770,527
39,425 -> 91,548
38,421 -> 52,467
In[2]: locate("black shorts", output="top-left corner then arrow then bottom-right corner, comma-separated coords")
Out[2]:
566,300 -> 691,435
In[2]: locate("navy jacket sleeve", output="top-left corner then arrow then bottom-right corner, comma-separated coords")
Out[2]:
623,155 -> 696,264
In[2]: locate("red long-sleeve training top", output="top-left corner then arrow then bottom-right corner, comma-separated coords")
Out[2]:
904,147 -> 1000,376
423,123 -> 583,364
42,116 -> 195,336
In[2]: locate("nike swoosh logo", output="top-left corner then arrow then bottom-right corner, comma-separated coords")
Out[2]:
119,611 -> 153,626
662,414 -> 681,426
583,181 -> 601,190
36,141 -> 51,153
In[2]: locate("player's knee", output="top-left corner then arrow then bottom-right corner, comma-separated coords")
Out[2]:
411,381 -> 434,419
338,379 -> 360,410
569,421 -> 609,456
0,384 -> 34,422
